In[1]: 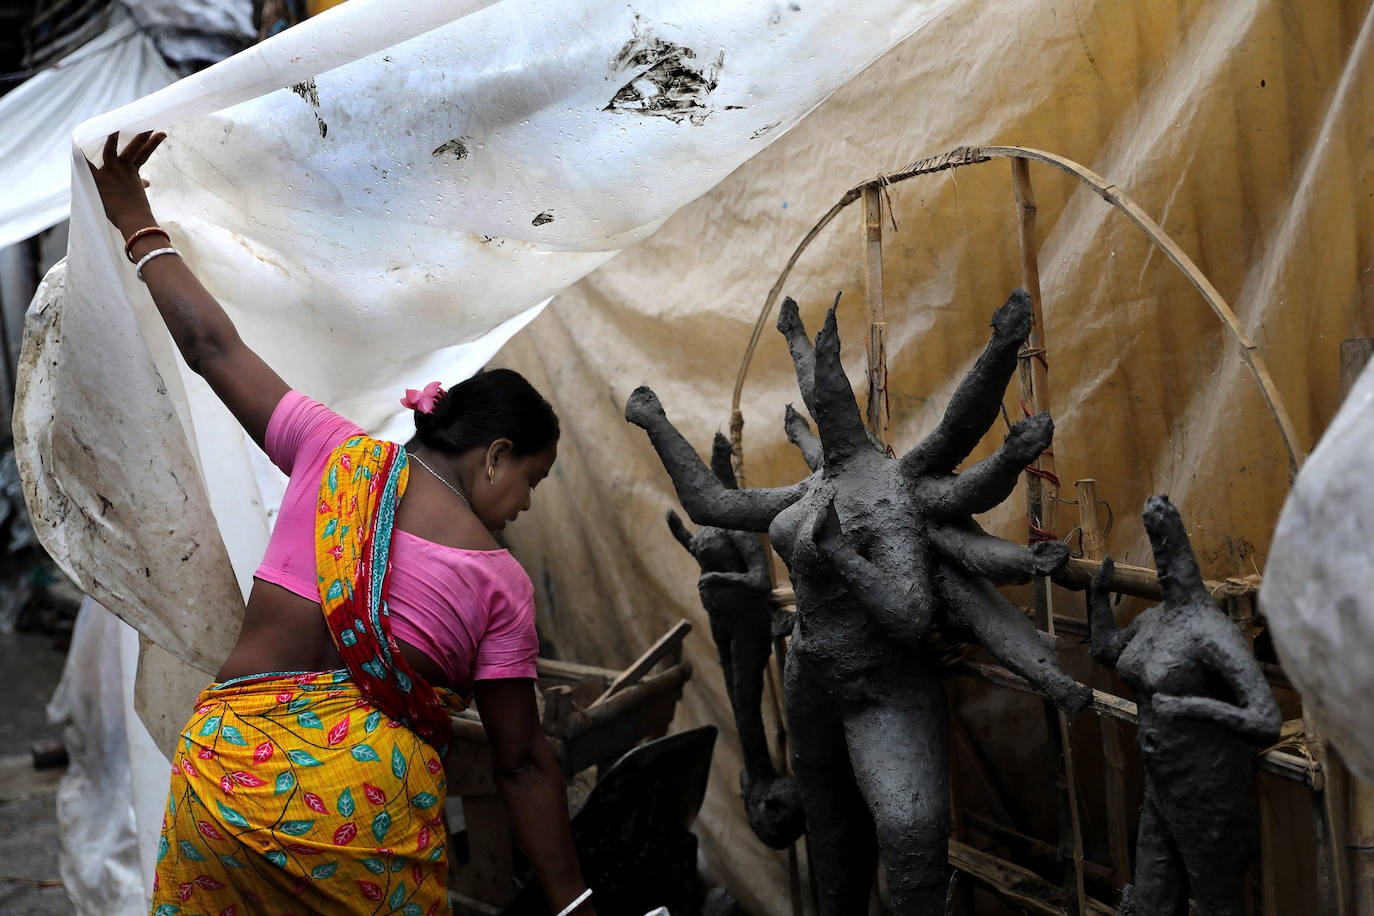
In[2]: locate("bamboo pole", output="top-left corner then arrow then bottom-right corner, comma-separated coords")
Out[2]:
861,185 -> 890,442
1077,478 -> 1133,891
1011,156 -> 1087,916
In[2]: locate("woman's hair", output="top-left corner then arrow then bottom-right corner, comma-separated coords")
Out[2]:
412,368 -> 559,455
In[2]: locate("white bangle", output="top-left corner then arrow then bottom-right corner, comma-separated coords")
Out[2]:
134,246 -> 180,281
555,888 -> 592,916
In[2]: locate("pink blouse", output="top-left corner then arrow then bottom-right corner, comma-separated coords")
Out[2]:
253,392 -> 539,687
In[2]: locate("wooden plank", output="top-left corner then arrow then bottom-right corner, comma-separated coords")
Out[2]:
948,840 -> 1115,916
593,619 -> 692,705
951,660 -> 1314,785
537,657 -> 616,684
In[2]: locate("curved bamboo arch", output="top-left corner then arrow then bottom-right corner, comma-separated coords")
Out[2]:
729,144 -> 1305,481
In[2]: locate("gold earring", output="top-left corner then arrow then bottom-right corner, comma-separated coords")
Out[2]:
487,464 -> 495,485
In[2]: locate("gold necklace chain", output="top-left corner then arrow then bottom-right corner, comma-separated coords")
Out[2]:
408,451 -> 470,507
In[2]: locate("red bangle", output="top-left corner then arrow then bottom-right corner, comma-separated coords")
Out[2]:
124,226 -> 171,263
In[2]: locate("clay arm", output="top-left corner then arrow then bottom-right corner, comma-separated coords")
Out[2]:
921,412 -> 1053,518
784,404 -> 823,472
1154,624 -> 1282,744
928,519 -> 1068,584
626,386 -> 808,531
936,561 -> 1091,713
777,298 -> 820,421
665,510 -> 696,555
900,289 -> 1032,477
1087,557 -> 1135,665
806,501 -> 931,644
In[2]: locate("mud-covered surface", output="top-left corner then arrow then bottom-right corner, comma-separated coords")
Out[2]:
627,290 -> 1089,914
605,16 -> 723,125
1090,496 -> 1281,916
289,78 -> 328,137
431,137 -> 471,159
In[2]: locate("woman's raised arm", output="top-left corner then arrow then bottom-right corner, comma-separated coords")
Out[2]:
88,131 -> 289,447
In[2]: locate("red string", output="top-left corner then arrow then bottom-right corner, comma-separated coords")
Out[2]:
1025,464 -> 1062,489
1027,516 -> 1058,543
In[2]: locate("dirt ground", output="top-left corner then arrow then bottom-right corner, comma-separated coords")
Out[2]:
0,629 -> 73,914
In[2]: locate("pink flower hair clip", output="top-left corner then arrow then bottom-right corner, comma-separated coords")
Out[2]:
400,381 -> 445,414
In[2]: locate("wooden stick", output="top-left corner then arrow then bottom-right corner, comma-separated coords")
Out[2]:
1011,156 -> 1087,916
593,619 -> 692,705
861,184 -> 890,442
1076,478 -> 1133,891
948,840 -> 1115,916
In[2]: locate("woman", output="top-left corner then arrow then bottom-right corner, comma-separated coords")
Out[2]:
88,131 -> 596,916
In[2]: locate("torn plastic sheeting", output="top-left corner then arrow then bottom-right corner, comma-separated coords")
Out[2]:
1261,359 -> 1374,783
15,0 -> 955,672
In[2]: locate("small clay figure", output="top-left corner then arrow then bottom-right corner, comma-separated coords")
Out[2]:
627,290 -> 1090,914
1089,495 -> 1282,916
666,433 -> 805,849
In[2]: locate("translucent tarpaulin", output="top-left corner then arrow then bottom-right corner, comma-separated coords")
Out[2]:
16,0 -> 953,673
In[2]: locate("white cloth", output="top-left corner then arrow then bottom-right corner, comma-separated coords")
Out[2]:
0,6 -> 175,250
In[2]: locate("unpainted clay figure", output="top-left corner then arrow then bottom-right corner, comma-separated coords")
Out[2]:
626,290 -> 1090,914
666,433 -> 805,849
1089,495 -> 1281,916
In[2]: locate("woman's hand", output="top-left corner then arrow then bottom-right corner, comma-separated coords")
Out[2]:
85,130 -> 166,235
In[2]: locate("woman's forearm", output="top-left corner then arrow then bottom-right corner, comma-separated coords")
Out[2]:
493,739 -> 596,915
118,211 -> 243,373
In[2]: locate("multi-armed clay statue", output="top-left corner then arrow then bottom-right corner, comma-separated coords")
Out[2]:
666,433 -> 806,849
1089,495 -> 1281,916
627,290 -> 1090,913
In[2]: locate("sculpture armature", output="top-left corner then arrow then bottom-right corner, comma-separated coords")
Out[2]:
1089,496 -> 1281,916
666,433 -> 805,849
627,290 -> 1090,913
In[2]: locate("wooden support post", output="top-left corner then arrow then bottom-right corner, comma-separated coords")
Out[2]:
861,184 -> 890,443
1077,479 -> 1133,892
1011,157 -> 1087,916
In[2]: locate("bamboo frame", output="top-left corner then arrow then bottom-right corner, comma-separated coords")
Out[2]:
728,145 -> 1305,481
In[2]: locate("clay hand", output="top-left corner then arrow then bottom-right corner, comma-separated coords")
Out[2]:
665,509 -> 695,552
624,386 -> 666,429
1150,692 -> 1235,722
85,130 -> 166,233
792,496 -> 842,568
1090,555 -> 1115,599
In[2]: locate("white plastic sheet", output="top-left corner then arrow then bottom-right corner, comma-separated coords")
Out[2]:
1262,359 -> 1374,783
16,0 -> 953,674
47,599 -> 167,915
0,6 -> 175,250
